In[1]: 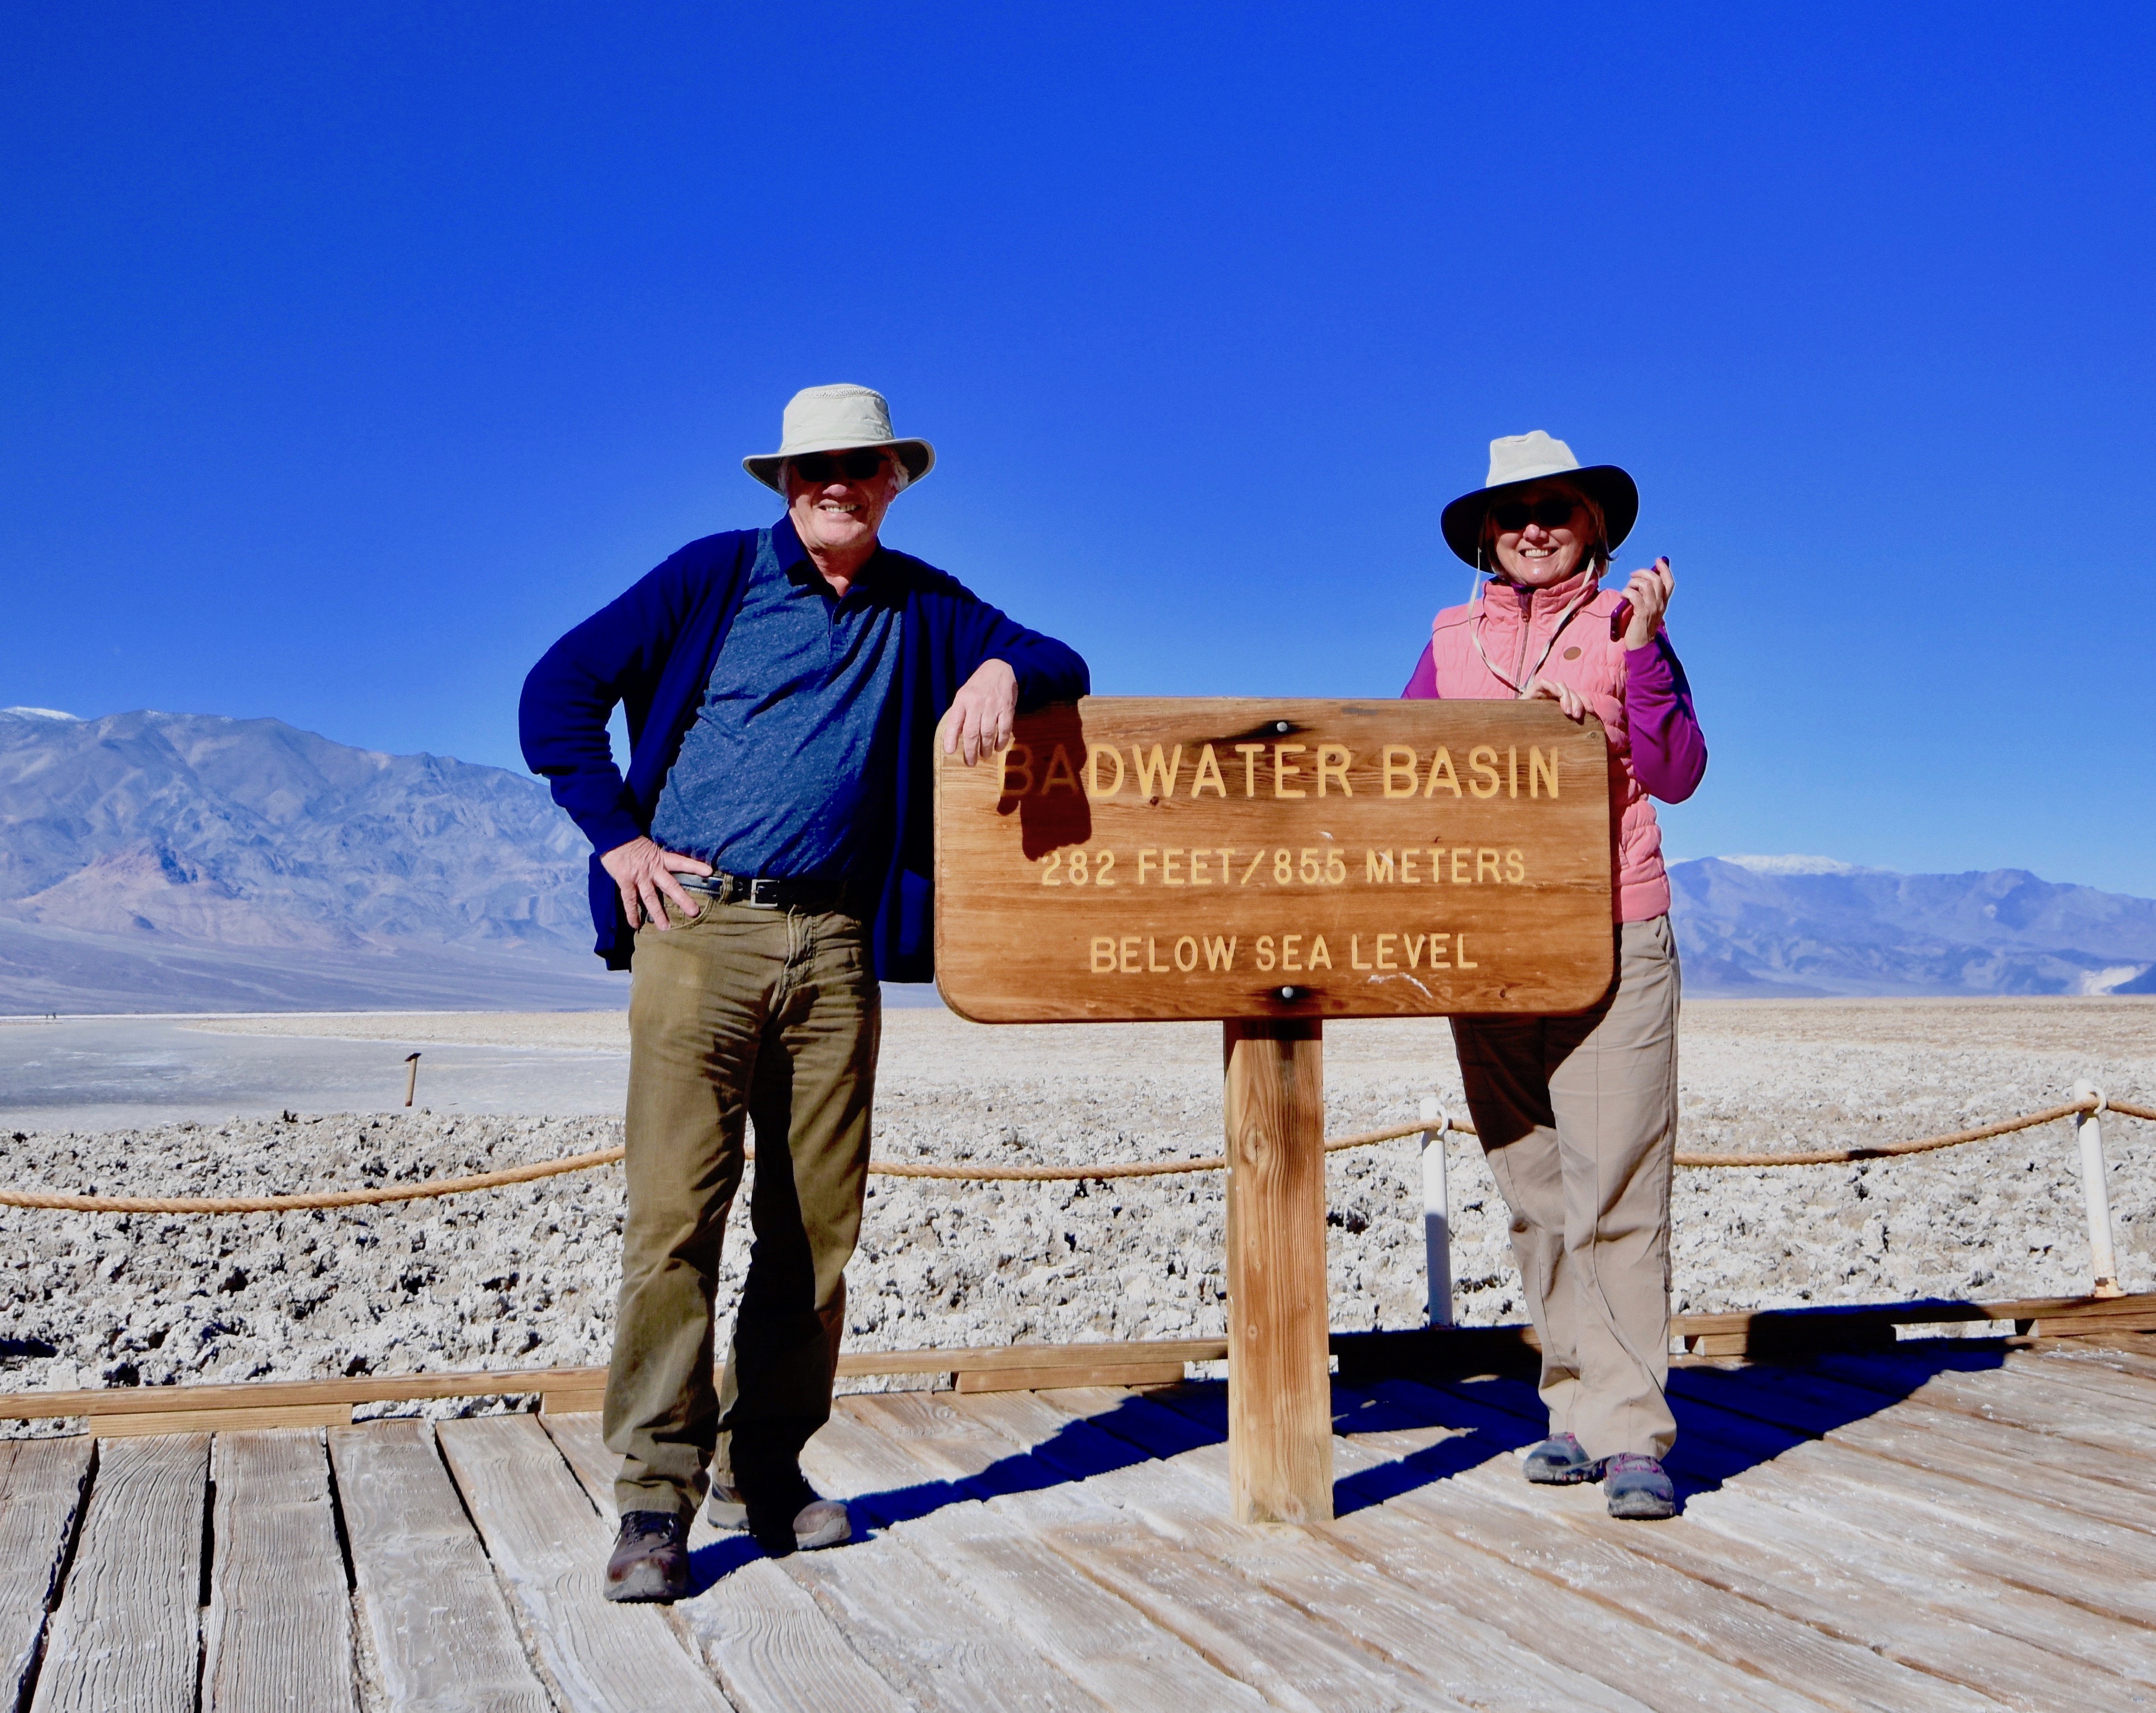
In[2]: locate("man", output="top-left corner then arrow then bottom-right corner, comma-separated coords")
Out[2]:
520,384 -> 1088,1601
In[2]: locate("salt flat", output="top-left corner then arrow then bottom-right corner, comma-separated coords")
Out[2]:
0,998 -> 2149,1416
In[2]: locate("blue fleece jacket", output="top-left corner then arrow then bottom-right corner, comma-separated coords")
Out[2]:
518,514 -> 1090,978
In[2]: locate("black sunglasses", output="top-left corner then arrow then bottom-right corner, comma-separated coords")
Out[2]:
792,449 -> 889,483
1488,497 -> 1581,532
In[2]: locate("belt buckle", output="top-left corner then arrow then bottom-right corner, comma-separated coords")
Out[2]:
743,877 -> 783,909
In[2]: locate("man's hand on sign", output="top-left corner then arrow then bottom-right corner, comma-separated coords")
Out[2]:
601,836 -> 712,930
1617,556 -> 1674,650
938,657 -> 1019,766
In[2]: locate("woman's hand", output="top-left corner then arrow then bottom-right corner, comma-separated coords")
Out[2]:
1622,557 -> 1674,649
1524,677 -> 1590,722
600,836 -> 712,929
938,658 -> 1019,765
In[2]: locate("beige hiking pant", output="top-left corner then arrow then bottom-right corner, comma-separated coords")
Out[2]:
606,897 -> 878,1519
1450,914 -> 1681,1461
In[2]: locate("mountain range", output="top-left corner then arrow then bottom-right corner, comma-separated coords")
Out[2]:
0,707 -> 623,1011
3,706 -> 2152,1010
1671,855 -> 2156,997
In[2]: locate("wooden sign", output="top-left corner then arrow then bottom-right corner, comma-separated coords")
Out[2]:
935,697 -> 1613,1023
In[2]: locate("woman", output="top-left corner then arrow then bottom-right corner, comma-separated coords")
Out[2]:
1405,431 -> 1706,1520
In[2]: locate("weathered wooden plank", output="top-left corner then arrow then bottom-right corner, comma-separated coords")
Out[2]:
435,1414 -> 729,1712
1009,1486 -> 1470,1712
1327,1417 -> 1985,1712
2032,1334 -> 2156,1377
202,1430 -> 359,1713
1224,1017 -> 1332,1524
536,1409 -> 617,1510
955,1361 -> 1184,1393
1557,1371 -> 2156,1687
782,1530 -> 1107,1713
28,1433 -> 206,1713
1587,1482 -> 2156,1706
1813,1351 -> 2156,1458
1668,1401 -> 2156,1631
675,1539 -> 913,1713
0,1439 -> 93,1711
1055,1393 -> 1820,1713
1669,1360 -> 2156,1525
93,1402 -> 354,1438
2000,1345 -> 2156,1413
1680,1390 -> 2156,1579
1678,1479 -> 2156,1690
839,1387 -> 1130,1504
0,1344 -> 1233,1423
839,1389 -> 1443,1711
1067,1452 -> 1656,1712
1412,1422 -> 2144,1712
1324,1503 -> 1830,1713
1820,1344 -> 2156,1422
328,1420 -> 552,1713
838,1338 -> 1228,1378
903,1500 -> 1272,1711
0,1365 -> 601,1419
798,1400 -> 985,1528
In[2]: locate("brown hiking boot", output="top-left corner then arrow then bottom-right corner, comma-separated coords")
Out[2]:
708,1475 -> 850,1555
604,1509 -> 690,1602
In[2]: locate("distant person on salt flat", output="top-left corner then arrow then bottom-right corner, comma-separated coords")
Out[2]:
521,385 -> 1089,1600
1404,431 -> 1707,1520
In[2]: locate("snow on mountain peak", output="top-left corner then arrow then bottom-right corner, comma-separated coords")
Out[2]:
1719,854 -> 1860,876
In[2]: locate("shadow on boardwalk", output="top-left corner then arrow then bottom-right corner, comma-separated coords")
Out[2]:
689,1339 -> 2012,1586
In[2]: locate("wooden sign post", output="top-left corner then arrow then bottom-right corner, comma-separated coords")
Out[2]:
936,696 -> 1612,1523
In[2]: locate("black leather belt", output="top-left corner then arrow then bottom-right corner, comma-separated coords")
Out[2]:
679,870 -> 851,912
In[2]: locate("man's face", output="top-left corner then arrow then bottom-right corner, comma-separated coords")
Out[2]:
784,448 -> 902,559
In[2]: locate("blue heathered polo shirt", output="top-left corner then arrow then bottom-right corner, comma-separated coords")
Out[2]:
648,524 -> 903,881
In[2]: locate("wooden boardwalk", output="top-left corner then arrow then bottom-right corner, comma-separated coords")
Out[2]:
4,1342 -> 2154,1711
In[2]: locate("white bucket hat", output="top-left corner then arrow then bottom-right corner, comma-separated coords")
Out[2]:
742,384 -> 936,492
1439,430 -> 1638,566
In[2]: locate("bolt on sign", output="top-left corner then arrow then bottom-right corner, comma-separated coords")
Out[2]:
935,697 -> 1613,1023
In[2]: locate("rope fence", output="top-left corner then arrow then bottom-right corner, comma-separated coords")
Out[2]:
0,1095 -> 2148,1216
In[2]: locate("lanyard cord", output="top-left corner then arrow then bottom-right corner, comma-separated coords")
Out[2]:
1466,544 -> 1600,699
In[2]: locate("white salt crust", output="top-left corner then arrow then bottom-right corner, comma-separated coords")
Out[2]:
2,1000 -> 2150,1430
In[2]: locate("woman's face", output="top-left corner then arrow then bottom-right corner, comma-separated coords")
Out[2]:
1487,483 -> 1594,587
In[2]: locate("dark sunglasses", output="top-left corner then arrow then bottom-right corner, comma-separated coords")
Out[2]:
793,449 -> 889,483
1488,497 -> 1581,532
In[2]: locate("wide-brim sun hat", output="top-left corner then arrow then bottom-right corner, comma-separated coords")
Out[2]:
743,384 -> 936,491
1439,430 -> 1638,566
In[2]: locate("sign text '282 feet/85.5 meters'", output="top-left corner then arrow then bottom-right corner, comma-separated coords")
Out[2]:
934,697 -> 1613,1022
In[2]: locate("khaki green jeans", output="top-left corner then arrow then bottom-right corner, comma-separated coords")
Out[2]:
1450,914 -> 1681,1461
606,897 -> 878,1519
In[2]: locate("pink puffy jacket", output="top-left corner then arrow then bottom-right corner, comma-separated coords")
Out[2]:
1403,565 -> 1706,924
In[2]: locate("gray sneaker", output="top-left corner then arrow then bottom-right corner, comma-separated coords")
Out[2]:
604,1510 -> 690,1602
1523,1432 -> 1601,1485
1604,1454 -> 1677,1520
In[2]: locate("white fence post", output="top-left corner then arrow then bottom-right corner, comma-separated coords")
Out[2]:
2071,1082 -> 2123,1299
1421,1094 -> 1453,1326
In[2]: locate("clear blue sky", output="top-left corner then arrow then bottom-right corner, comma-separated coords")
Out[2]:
5,6 -> 2153,891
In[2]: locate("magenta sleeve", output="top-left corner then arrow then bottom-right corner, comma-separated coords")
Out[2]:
1402,641 -> 1439,699
1624,632 -> 1707,802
